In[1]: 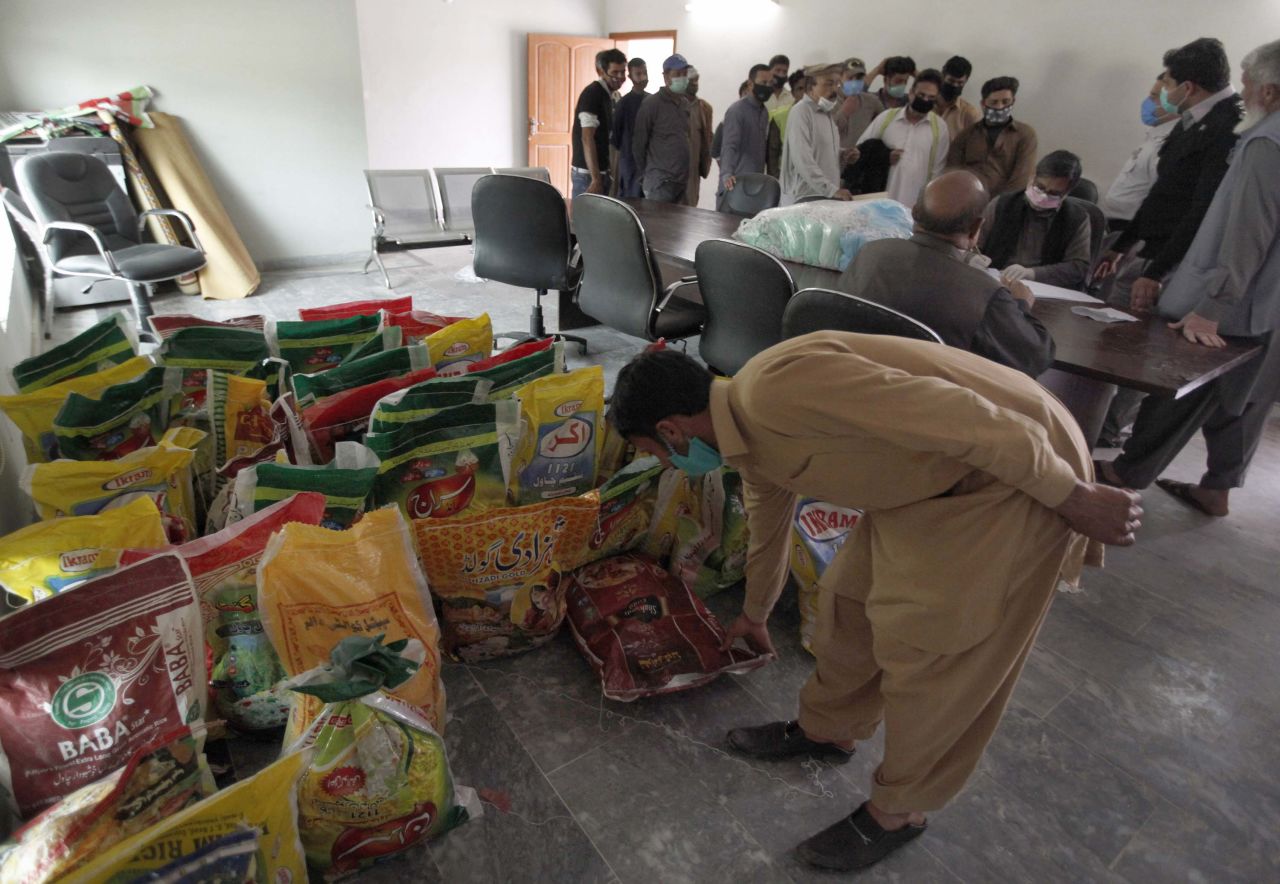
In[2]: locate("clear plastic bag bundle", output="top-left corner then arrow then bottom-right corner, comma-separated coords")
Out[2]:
733,198 -> 913,270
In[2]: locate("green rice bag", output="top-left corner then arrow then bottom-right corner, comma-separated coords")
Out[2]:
365,401 -> 518,521
581,456 -> 665,564
51,365 -> 181,461
368,375 -> 494,435
233,441 -> 381,530
10,312 -> 137,394
292,343 -> 430,406
267,313 -> 384,373
158,325 -> 271,419
342,325 -> 404,364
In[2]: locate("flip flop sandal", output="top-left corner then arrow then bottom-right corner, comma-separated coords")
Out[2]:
1156,478 -> 1226,517
1093,460 -> 1125,487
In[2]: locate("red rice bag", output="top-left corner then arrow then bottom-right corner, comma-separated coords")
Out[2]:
0,553 -> 205,820
386,310 -> 467,343
565,553 -> 768,702
147,314 -> 266,340
298,297 -> 412,321
302,366 -> 437,461
461,337 -> 554,375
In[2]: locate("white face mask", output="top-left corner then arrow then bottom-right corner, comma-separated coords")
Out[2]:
817,95 -> 838,113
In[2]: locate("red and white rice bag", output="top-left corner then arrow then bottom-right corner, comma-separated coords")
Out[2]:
565,553 -> 768,702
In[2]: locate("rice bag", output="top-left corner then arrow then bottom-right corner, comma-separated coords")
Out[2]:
285,637 -> 473,878
789,498 -> 861,653
156,325 -> 270,418
258,507 -> 447,737
71,751 -> 308,884
147,312 -> 266,340
206,371 -> 274,475
413,495 -> 598,660
582,456 -> 664,565
20,428 -> 203,543
299,295 -> 413,321
10,312 -> 137,394
0,496 -> 169,604
365,401 -> 518,521
0,724 -> 215,883
368,375 -> 494,435
463,336 -> 554,374
51,365 -> 181,461
508,365 -> 605,505
387,309 -> 467,344
565,553 -> 768,702
267,313 -> 384,373
301,366 -> 438,463
121,493 -> 328,733
292,343 -> 431,406
342,325 -> 404,365
644,467 -> 750,598
0,553 -> 205,820
424,313 -> 493,372
139,827 -> 261,883
0,356 -> 154,463
232,442 -> 380,530
597,418 -> 634,481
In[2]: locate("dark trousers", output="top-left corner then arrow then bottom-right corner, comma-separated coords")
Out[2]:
1113,336 -> 1278,490
643,178 -> 686,204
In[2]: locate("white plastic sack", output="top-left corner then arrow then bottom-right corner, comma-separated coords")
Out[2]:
733,198 -> 913,271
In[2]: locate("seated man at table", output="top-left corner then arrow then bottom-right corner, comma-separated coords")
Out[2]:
839,170 -> 1054,377
979,150 -> 1092,291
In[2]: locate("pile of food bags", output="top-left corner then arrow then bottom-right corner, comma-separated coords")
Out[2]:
733,197 -> 913,271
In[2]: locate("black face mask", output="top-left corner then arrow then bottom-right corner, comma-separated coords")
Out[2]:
773,74 -> 786,89
911,96 -> 936,114
752,83 -> 774,103
940,81 -> 963,102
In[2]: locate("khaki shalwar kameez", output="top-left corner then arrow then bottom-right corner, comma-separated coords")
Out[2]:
712,332 -> 1098,813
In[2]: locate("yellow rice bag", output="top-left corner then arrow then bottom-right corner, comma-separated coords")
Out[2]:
70,750 -> 308,884
425,313 -> 493,373
0,356 -> 153,463
508,366 -> 605,505
20,428 -> 205,544
258,507 -> 447,740
207,371 -> 274,474
0,496 -> 168,604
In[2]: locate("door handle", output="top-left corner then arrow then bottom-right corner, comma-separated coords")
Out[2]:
529,117 -> 541,136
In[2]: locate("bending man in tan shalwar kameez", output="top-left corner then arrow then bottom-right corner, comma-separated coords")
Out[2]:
607,332 -> 1142,872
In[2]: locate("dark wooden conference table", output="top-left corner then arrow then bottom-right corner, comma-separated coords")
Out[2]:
623,198 -> 1261,443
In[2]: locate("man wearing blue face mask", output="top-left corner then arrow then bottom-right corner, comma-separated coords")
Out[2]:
633,54 -> 697,203
607,338 -> 1141,873
1099,75 -> 1181,233
865,55 -> 916,109
835,57 -> 884,161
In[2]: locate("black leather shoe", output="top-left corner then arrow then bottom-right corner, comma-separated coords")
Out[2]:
796,801 -> 926,871
725,720 -> 854,763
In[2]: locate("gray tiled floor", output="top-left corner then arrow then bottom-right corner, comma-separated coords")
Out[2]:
49,248 -> 1280,882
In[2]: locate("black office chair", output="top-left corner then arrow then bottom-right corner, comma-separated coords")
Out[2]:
695,239 -> 794,375
782,287 -> 943,343
15,152 -> 205,338
471,174 -> 588,353
720,173 -> 782,218
1069,177 -> 1099,204
572,194 -> 706,343
1072,196 -> 1109,292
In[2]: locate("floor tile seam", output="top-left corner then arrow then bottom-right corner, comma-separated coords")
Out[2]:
1104,800 -> 1164,874
538,752 -> 624,884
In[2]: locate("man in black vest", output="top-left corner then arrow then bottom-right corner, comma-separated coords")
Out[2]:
979,150 -> 1093,291
838,170 -> 1055,377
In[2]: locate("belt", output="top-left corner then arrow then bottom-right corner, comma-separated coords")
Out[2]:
571,166 -> 610,176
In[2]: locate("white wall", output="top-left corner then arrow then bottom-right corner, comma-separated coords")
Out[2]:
356,0 -> 607,168
0,0 -> 371,265
605,0 -> 1280,205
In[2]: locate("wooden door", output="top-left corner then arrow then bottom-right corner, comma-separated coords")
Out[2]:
527,34 -> 616,196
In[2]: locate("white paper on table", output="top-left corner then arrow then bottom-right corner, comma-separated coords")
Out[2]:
984,269 -> 1102,304
1070,306 -> 1141,323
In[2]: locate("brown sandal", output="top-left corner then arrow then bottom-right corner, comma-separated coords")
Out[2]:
1156,479 -> 1228,517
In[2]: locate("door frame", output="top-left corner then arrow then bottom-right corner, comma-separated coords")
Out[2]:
609,30 -> 678,48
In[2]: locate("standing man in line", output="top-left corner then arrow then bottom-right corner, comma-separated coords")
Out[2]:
834,57 -> 885,166
571,48 -> 627,198
633,54 -> 696,204
606,336 -> 1140,872
936,55 -> 982,142
1099,39 -> 1280,518
685,67 -> 714,207
865,56 -> 916,109
766,54 -> 795,111
947,76 -> 1038,197
718,64 -> 774,212
781,63 -> 854,203
612,57 -> 650,199
1099,75 -> 1181,233
859,69 -> 949,208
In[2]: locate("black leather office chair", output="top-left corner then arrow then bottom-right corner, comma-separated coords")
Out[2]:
1072,196 -> 1109,292
720,173 -> 782,218
1069,177 -> 1099,204
695,239 -> 794,375
15,152 -> 205,338
572,194 -> 706,342
782,287 -> 943,343
471,174 -> 587,352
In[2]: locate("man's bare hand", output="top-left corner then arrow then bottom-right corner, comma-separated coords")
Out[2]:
889,149 -> 904,166
586,175 -> 606,195
1054,480 -> 1143,546
1093,250 -> 1123,280
1129,276 -> 1162,312
833,188 -> 854,201
1009,279 -> 1035,305
1169,312 -> 1226,347
724,175 -> 737,191
720,612 -> 776,656
841,146 -> 861,165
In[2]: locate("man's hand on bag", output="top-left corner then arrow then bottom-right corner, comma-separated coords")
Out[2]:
1054,480 -> 1143,546
721,612 -> 776,656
